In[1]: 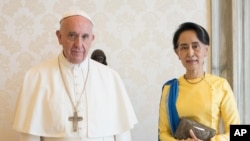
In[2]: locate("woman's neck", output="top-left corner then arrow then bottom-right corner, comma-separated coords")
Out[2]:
185,70 -> 205,79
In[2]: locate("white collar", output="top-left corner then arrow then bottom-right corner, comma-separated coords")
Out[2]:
58,51 -> 89,70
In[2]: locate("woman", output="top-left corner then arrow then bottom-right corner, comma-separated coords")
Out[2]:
158,22 -> 240,141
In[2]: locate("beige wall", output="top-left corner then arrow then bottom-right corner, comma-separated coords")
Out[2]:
0,0 -> 210,140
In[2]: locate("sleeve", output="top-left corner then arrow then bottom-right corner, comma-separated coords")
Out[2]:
158,85 -> 177,141
20,133 -> 41,141
114,130 -> 132,141
211,80 -> 240,141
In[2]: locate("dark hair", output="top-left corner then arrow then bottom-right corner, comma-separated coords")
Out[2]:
91,49 -> 108,65
172,22 -> 210,50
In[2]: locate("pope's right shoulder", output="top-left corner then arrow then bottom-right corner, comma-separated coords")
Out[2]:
24,57 -> 58,80
27,57 -> 58,73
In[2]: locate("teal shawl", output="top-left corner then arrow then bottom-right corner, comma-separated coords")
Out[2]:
158,78 -> 180,140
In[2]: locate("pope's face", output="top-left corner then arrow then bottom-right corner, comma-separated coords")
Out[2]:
56,16 -> 95,64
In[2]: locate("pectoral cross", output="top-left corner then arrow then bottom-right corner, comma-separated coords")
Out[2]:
68,111 -> 83,132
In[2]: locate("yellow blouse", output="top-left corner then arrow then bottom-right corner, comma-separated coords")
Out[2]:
158,73 -> 240,141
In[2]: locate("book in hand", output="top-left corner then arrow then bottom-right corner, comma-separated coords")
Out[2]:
174,117 -> 216,141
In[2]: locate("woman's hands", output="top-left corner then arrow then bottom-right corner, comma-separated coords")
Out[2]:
177,129 -> 203,141
189,129 -> 203,141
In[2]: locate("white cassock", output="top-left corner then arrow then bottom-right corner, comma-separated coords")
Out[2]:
13,52 -> 138,141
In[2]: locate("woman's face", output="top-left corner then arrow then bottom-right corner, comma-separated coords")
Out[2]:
175,30 -> 208,72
